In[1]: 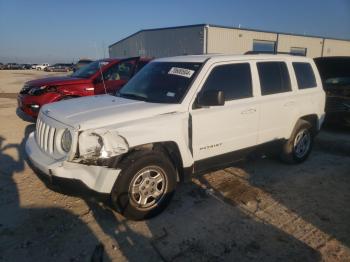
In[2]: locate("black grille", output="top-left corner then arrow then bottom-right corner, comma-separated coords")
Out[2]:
326,97 -> 350,113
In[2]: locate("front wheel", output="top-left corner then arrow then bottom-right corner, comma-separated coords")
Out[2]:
280,120 -> 313,164
111,150 -> 177,220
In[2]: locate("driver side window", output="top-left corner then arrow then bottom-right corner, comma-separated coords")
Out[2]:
201,63 -> 253,101
103,61 -> 135,81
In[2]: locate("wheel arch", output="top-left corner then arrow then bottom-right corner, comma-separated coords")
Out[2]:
299,114 -> 319,135
125,141 -> 187,183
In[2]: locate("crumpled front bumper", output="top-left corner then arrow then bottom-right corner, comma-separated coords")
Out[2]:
25,132 -> 121,193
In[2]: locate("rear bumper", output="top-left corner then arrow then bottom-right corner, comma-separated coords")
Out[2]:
25,132 -> 120,193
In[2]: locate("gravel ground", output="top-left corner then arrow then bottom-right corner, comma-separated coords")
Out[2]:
0,71 -> 349,261
0,70 -> 66,94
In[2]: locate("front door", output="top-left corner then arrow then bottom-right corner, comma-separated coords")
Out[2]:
191,62 -> 259,166
94,59 -> 137,94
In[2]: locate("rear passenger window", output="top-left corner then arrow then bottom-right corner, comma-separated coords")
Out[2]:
257,62 -> 291,95
202,63 -> 252,101
293,62 -> 317,89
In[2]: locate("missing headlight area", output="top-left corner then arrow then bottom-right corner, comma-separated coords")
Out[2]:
78,129 -> 129,160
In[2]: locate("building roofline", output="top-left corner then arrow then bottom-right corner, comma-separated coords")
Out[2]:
108,24 -> 207,48
109,23 -> 350,48
207,24 -> 350,41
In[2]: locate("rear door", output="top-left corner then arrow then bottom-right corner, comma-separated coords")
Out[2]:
292,61 -> 324,125
256,61 -> 296,143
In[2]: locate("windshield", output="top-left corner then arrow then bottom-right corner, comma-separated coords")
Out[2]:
71,60 -> 110,79
117,62 -> 202,103
324,77 -> 350,87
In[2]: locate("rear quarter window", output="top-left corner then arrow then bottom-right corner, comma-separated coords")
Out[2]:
293,62 -> 317,89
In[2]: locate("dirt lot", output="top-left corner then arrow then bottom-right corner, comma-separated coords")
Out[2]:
0,71 -> 349,261
0,70 -> 65,94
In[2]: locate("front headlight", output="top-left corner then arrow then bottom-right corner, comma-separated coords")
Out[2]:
28,85 -> 47,95
61,129 -> 72,152
20,84 -> 31,94
21,84 -> 29,91
78,130 -> 128,159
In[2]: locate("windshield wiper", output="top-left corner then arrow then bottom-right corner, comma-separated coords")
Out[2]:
117,92 -> 147,101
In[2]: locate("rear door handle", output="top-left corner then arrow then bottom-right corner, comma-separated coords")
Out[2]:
241,108 -> 256,114
284,101 -> 295,107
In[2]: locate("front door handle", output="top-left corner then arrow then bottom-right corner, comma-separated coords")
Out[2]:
241,108 -> 256,114
284,101 -> 295,107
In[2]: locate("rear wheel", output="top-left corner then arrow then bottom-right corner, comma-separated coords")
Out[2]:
111,150 -> 177,220
280,120 -> 313,164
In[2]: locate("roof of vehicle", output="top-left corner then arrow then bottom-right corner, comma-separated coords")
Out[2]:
154,54 -> 314,63
314,56 -> 350,62
100,57 -> 153,63
77,58 -> 93,62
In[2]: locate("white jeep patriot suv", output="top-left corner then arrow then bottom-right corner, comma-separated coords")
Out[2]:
26,54 -> 325,219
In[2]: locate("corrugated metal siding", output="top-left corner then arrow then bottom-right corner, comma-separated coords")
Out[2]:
323,39 -> 350,56
109,24 -> 350,59
277,34 -> 323,57
109,32 -> 145,57
207,27 -> 277,54
109,26 -> 205,58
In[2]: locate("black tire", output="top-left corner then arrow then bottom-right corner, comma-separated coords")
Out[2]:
280,120 -> 314,164
110,150 -> 177,220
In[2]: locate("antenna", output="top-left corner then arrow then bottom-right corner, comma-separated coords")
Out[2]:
94,42 -> 107,94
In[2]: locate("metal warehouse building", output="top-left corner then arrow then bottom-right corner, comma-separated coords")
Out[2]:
109,24 -> 350,58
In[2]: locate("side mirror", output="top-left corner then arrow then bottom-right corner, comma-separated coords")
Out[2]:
197,90 -> 225,107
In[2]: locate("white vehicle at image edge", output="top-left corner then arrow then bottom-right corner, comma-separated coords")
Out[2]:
35,63 -> 50,70
25,54 -> 325,220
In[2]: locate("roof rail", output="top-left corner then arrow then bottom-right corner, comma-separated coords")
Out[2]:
244,51 -> 306,56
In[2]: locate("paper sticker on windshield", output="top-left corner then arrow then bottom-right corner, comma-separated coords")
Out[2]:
99,61 -> 109,66
167,92 -> 175,97
168,67 -> 195,78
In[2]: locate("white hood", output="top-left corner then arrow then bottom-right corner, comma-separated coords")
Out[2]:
41,95 -> 182,130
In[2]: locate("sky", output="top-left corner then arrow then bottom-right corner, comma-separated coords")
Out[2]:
0,0 -> 349,63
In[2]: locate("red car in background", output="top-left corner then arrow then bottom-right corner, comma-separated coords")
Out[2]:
18,57 -> 151,118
